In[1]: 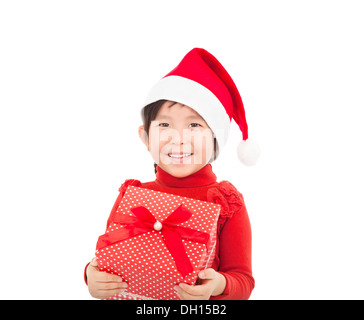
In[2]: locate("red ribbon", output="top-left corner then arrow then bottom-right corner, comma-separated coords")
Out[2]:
96,204 -> 210,277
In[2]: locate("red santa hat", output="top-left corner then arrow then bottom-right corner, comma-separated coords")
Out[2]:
143,48 -> 260,166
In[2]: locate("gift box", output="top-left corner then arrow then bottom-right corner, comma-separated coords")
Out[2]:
95,185 -> 221,300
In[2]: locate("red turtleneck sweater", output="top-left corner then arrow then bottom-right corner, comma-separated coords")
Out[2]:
87,164 -> 254,300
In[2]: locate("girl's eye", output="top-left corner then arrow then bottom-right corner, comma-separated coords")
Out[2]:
158,123 -> 169,127
189,123 -> 202,128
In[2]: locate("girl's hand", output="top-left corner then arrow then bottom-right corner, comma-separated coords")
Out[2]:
86,257 -> 128,299
174,268 -> 226,300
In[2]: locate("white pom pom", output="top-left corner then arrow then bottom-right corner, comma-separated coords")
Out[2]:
237,139 -> 261,166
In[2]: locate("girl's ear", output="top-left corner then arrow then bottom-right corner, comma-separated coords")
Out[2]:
138,125 -> 149,149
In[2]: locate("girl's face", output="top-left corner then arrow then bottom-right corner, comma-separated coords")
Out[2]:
139,101 -> 214,178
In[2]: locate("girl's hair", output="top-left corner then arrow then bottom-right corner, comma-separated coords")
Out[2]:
141,100 -> 219,173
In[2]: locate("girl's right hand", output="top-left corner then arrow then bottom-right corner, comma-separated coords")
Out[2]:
86,257 -> 128,299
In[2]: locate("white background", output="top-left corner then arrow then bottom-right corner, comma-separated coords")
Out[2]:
1,1 -> 363,299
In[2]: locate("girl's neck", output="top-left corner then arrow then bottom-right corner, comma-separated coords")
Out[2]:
155,164 -> 217,188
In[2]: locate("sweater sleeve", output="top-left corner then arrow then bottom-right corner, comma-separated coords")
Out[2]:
208,181 -> 255,300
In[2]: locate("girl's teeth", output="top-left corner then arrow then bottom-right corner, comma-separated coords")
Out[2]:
169,153 -> 192,158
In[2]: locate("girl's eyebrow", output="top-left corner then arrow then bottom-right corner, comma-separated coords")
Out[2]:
156,115 -> 173,119
156,114 -> 202,121
185,115 -> 203,121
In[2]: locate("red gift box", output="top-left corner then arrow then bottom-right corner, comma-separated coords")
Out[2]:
95,185 -> 221,300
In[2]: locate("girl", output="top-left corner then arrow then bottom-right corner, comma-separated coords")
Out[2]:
85,48 -> 260,300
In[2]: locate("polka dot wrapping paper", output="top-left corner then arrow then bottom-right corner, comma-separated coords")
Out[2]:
95,185 -> 221,300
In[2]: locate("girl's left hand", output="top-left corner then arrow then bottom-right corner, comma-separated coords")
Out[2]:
174,268 -> 226,300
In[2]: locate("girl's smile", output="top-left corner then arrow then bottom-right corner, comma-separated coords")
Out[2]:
167,153 -> 193,160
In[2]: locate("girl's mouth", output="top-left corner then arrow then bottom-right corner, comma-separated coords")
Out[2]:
167,153 -> 193,159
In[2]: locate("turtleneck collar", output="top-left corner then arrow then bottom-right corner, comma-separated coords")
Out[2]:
155,164 -> 217,188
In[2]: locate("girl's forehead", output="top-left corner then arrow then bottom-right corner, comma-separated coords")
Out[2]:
156,102 -> 204,120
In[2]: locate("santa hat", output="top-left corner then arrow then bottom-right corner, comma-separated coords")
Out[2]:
143,48 -> 260,166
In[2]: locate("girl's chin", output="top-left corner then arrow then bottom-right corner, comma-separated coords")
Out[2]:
157,160 -> 207,178
161,166 -> 199,178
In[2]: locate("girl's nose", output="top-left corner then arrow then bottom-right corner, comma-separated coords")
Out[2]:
162,127 -> 189,145
173,128 -> 194,145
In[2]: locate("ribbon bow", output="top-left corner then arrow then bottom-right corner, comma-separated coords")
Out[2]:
96,204 -> 210,277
